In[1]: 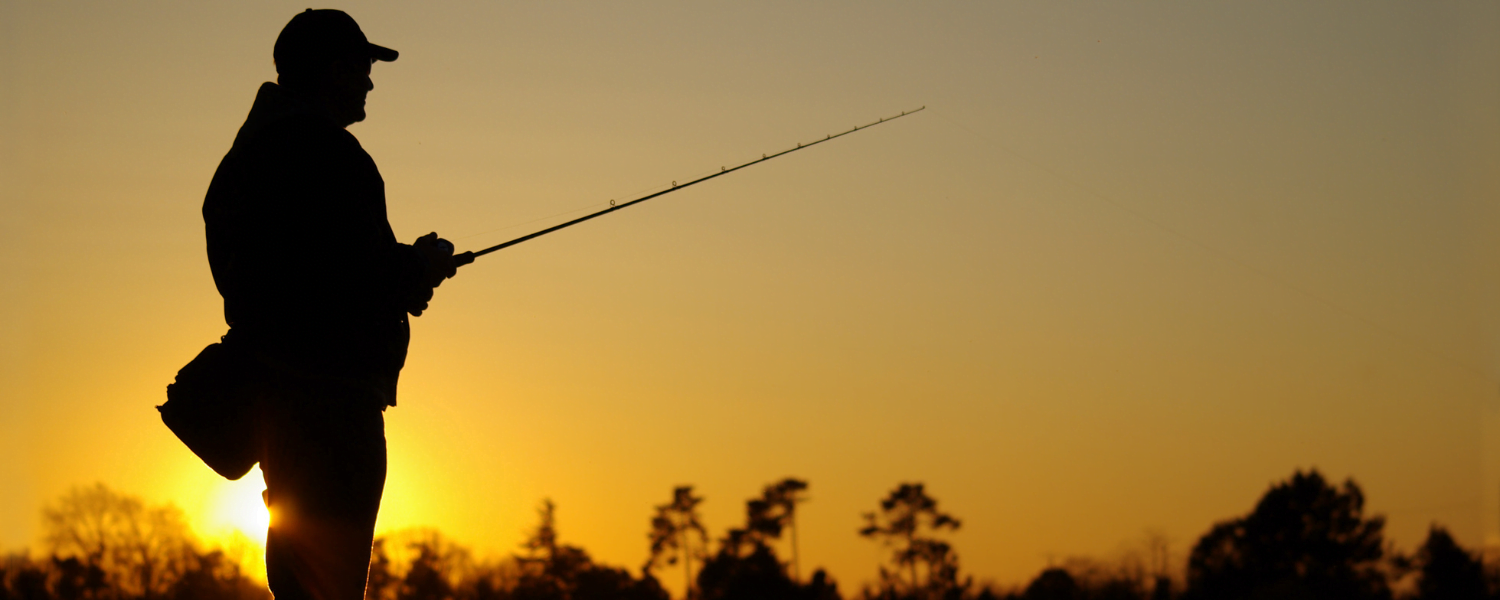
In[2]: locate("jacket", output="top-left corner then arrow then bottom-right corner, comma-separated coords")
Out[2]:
203,82 -> 426,406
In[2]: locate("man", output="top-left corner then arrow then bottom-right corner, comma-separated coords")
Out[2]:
201,10 -> 456,600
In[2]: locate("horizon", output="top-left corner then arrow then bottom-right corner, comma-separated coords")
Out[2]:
3,467 -> 1459,593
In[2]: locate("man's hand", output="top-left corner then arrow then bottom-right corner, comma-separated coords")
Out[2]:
408,232 -> 457,316
413,232 -> 457,286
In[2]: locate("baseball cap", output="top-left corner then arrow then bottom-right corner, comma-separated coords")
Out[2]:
274,9 -> 398,74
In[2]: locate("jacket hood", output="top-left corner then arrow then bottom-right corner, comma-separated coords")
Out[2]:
230,82 -> 328,150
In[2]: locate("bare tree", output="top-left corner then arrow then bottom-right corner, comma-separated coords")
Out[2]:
1141,529 -> 1174,599
42,483 -> 195,600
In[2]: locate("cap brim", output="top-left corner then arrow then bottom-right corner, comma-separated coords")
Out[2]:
369,43 -> 398,62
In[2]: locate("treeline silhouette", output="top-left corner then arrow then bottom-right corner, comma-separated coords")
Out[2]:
0,483 -> 266,600
1,470 -> 1494,600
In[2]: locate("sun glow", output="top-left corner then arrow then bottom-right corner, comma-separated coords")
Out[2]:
195,466 -> 270,582
207,466 -> 270,544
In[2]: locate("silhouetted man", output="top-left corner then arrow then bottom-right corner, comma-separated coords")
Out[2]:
202,10 -> 456,600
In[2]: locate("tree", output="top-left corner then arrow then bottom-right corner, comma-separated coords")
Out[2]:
367,539 -> 398,600
365,529 -> 471,600
696,543 -> 795,600
729,477 -> 810,582
859,483 -> 964,600
399,541 -> 456,600
1140,530 -> 1173,600
1,554 -> 51,600
646,487 -> 707,600
716,479 -> 808,570
1184,469 -> 1390,600
42,483 -> 196,600
1415,525 -> 1485,600
166,550 -> 268,600
1055,557 -> 1149,600
572,565 -> 670,600
511,499 -> 668,600
1021,568 -> 1079,600
743,479 -> 808,582
48,556 -> 107,600
513,499 -> 590,600
699,481 -> 836,600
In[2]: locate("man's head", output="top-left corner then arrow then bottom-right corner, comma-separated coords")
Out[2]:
274,9 -> 398,127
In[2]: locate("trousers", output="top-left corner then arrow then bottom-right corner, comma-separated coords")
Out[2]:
260,381 -> 387,600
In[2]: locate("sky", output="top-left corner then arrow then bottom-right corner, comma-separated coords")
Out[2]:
2,0 -> 1498,592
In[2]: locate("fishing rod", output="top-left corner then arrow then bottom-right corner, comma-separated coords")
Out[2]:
448,106 -> 925,267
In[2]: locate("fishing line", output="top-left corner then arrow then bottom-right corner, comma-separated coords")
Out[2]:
927,107 -> 1494,385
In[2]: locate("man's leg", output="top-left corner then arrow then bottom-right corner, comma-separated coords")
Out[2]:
262,385 -> 387,600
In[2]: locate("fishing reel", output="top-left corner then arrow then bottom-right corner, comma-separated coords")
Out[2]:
434,238 -> 476,267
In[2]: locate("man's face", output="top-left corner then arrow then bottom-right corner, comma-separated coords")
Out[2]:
323,57 -> 374,127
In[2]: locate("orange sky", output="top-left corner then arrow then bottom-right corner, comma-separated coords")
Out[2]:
3,1 -> 1498,592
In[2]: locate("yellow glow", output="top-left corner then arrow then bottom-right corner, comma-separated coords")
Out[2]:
206,466 -> 270,545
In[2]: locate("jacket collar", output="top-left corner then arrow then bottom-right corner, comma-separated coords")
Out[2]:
231,82 -> 338,149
